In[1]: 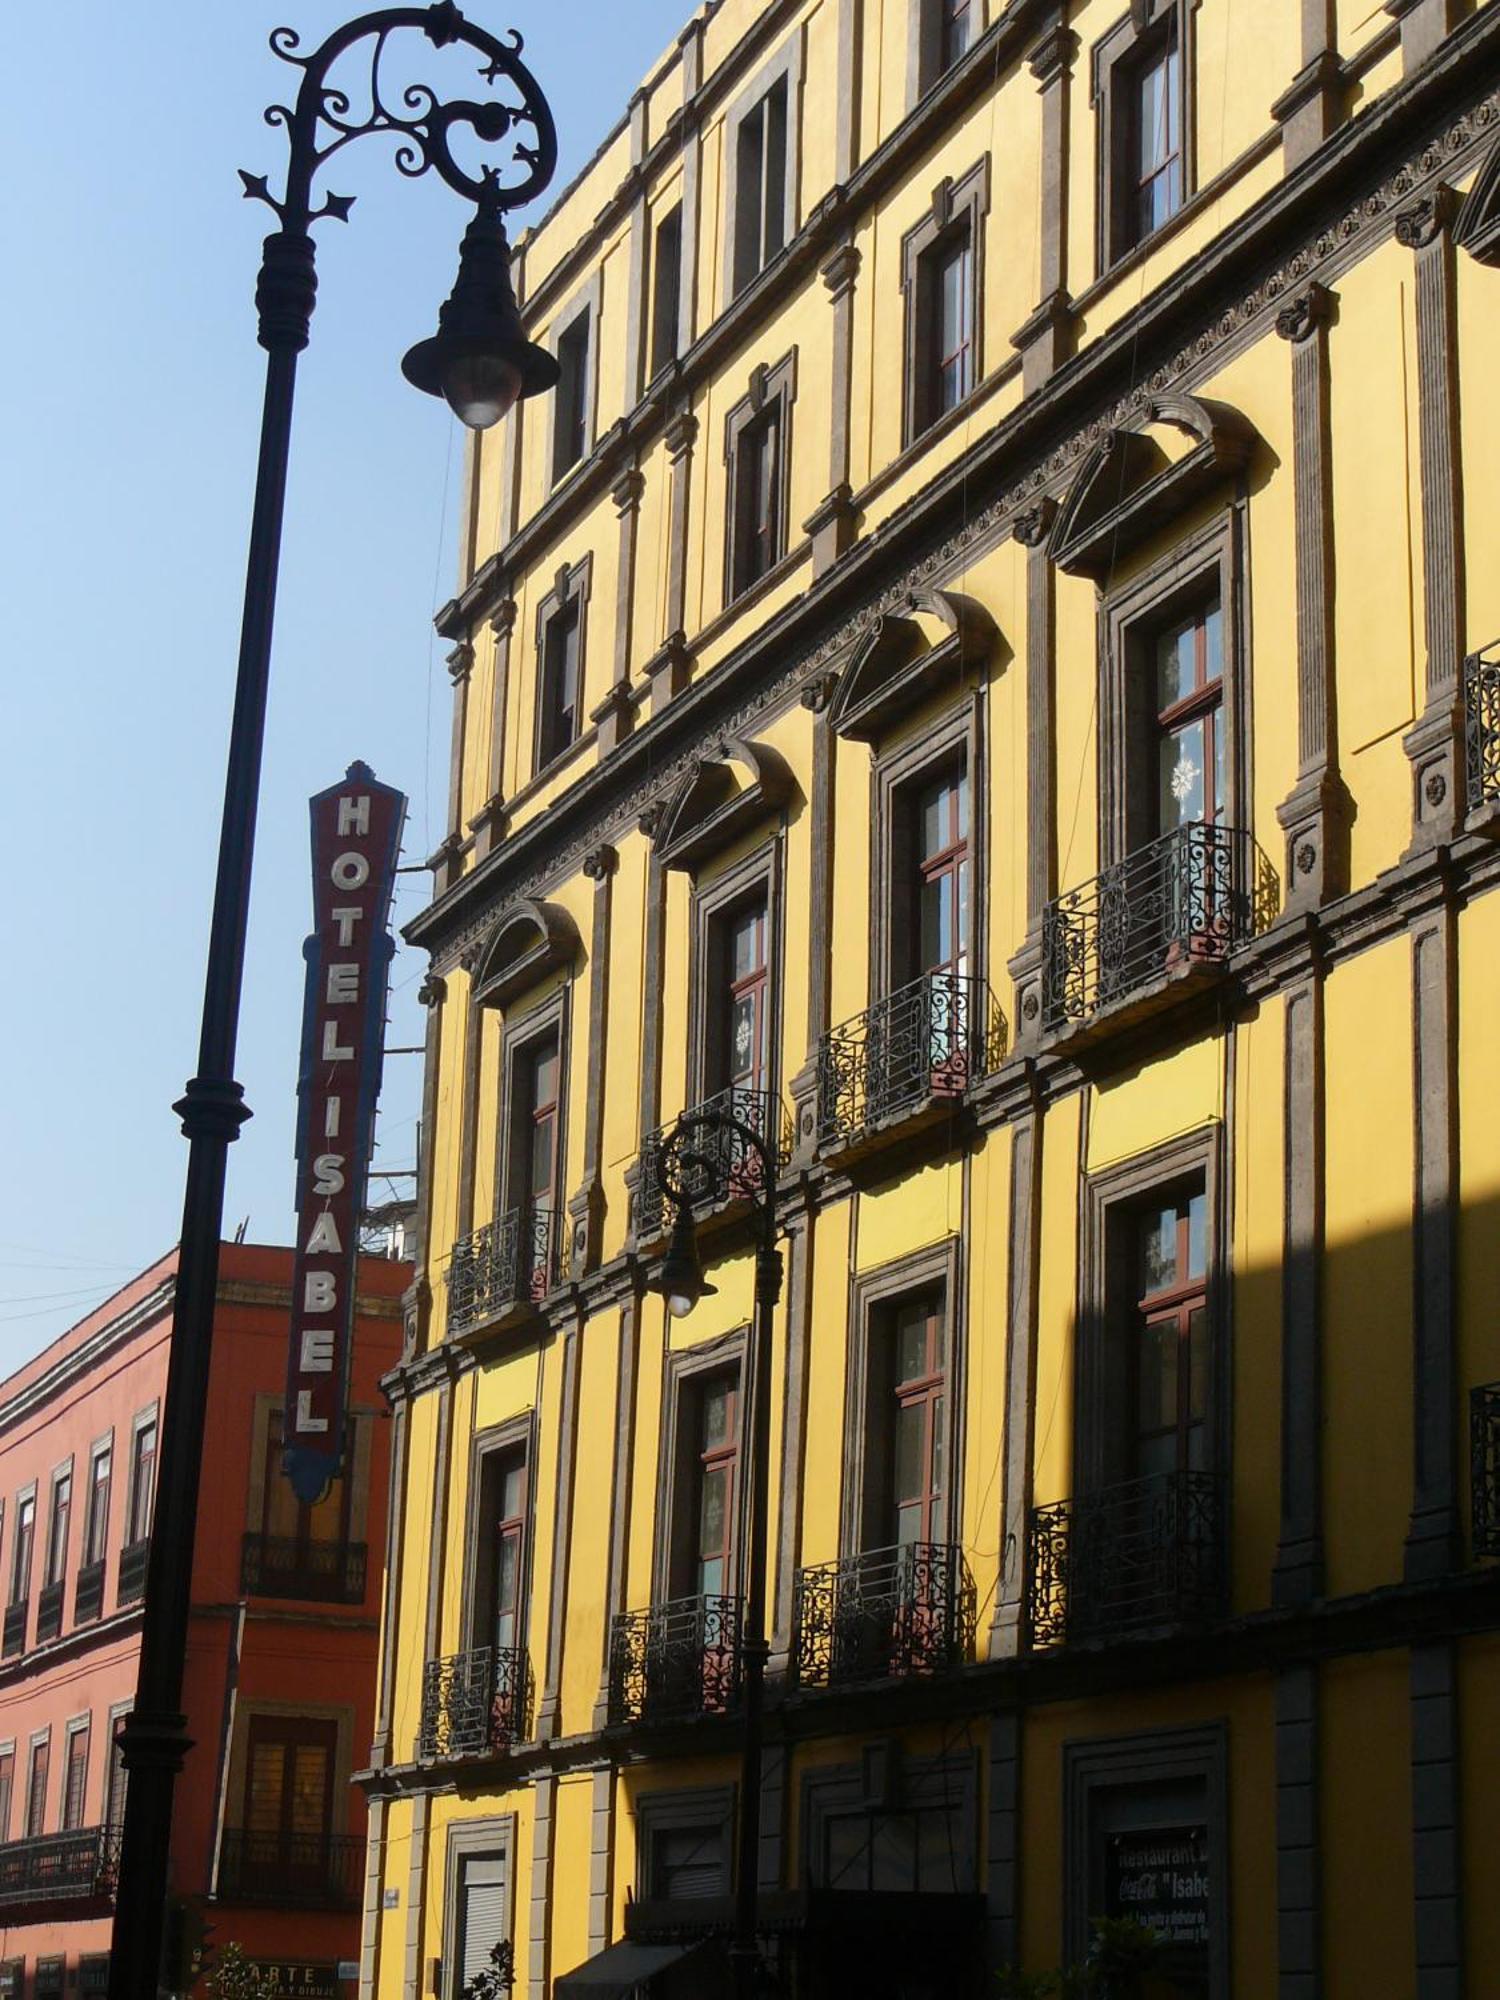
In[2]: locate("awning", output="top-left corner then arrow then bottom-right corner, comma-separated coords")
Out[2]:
553,1936 -> 713,1998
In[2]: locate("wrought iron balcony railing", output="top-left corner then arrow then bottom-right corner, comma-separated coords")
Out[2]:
73,1559 -> 105,1627
1472,1382 -> 1500,1560
1465,645 -> 1500,810
1028,1470 -> 1226,1648
1,1604 -> 25,1660
817,972 -> 1006,1149
634,1086 -> 789,1242
1042,823 -> 1277,1031
240,1534 -> 367,1604
793,1541 -> 976,1690
216,1827 -> 363,1909
35,1581 -> 63,1646
418,1645 -> 533,1759
0,1826 -> 120,1908
447,1206 -> 567,1339
117,1538 -> 149,1608
607,1593 -> 743,1728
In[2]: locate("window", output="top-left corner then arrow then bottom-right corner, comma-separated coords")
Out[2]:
61,1722 -> 88,1831
886,1296 -> 947,1547
0,1747 -> 13,1840
532,558 -> 591,777
1064,1725 -> 1227,1999
846,1245 -> 962,1558
259,1407 -> 351,1553
536,597 -> 581,771
914,768 -> 970,982
901,162 -> 988,445
128,1415 -> 158,1545
649,204 -> 683,380
0,1961 -> 22,1999
915,0 -> 979,94
551,309 -> 592,482
636,1788 -> 733,1907
84,1445 -> 111,1566
1131,1189 -> 1210,1481
104,1711 -> 129,1831
33,1962 -> 63,2000
242,1714 -> 337,1883
732,78 -> 788,295
10,1495 -> 34,1608
474,1441 -> 529,1658
25,1736 -> 48,1838
724,355 -> 795,603
44,1468 -> 70,1588
1150,598 -> 1225,839
1097,2 -> 1191,268
454,1851 -> 510,1995
518,1034 -> 561,1221
939,0 -> 973,69
663,1354 -> 744,1604
708,896 -> 770,1099
80,1962 -> 111,1998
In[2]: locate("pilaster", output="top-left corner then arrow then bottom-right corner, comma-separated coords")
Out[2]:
528,1774 -> 555,2000
1007,502 -> 1058,1045
770,1209 -> 813,1676
661,407 -> 700,701
536,1314 -> 583,1740
602,466 -> 646,751
1272,4 -> 1346,171
1386,0 -> 1464,73
569,844 -> 618,1275
1275,283 -> 1350,911
588,1768 -> 616,1958
624,89 -> 650,406
811,241 -> 862,577
990,1101 -> 1043,1656
789,673 -> 839,1158
1276,1665 -> 1321,1999
986,1713 -> 1022,1974
1410,1642 -> 1464,1998
594,1294 -> 641,1729
676,20 -> 704,355
1398,188 -> 1466,849
1012,19 -> 1078,392
627,807 -> 669,1238
1274,962 -> 1325,1605
470,596 -> 516,862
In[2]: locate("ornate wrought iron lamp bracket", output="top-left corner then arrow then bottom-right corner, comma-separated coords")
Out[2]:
241,2 -> 558,351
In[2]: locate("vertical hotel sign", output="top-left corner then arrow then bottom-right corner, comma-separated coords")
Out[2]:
284,761 -> 406,1503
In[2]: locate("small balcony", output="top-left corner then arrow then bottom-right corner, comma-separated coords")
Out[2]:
607,1593 -> 743,1729
793,1541 -> 976,1691
817,973 -> 1006,1156
117,1538 -> 149,1608
1,1604 -> 25,1660
418,1645 -> 532,1760
240,1534 -> 367,1604
634,1086 -> 789,1243
216,1827 -> 362,1910
1028,1470 -> 1226,1648
1465,644 -> 1500,814
1042,823 -> 1276,1034
35,1581 -> 63,1646
1472,1381 -> 1500,1560
447,1206 -> 567,1341
0,1826 -> 120,1909
73,1559 -> 105,1626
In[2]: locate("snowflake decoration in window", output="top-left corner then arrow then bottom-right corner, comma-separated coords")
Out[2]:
735,1014 -> 753,1061
1170,754 -> 1200,805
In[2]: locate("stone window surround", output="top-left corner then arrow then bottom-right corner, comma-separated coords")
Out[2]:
1096,506 -> 1249,869
633,1783 -> 737,1901
490,982 -> 571,1225
545,267 -> 604,491
687,837 -> 785,1111
9,1482 -> 35,1606
651,1325 -> 749,1604
1091,0 -> 1199,277
838,1238 -> 965,1557
103,1700 -> 130,1828
900,156 -> 992,447
531,554 -> 594,783
43,1457 -> 73,1589
220,1697 -> 354,1849
648,197 -> 685,385
721,31 -> 804,311
126,1403 -> 159,1543
868,694 -> 985,1002
58,1712 -> 89,1829
242,1391 -> 374,1548
1062,1720 -> 1229,1996
908,0 -> 993,106
723,350 -> 798,609
442,1812 -> 518,2000
1075,1124 -> 1226,1496
459,1412 -> 538,1659
799,1739 -> 980,1891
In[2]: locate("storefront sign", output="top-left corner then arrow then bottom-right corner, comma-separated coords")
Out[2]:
1104,1823 -> 1210,1950
252,1965 -> 340,1999
284,761 -> 406,1502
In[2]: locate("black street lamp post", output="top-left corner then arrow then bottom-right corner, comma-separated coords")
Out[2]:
653,1111 -> 785,2000
107,11 -> 557,1995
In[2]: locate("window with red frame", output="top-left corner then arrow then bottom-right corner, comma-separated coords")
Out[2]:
690,1375 -> 738,1599
1131,1188 -> 1210,1481
25,1736 -> 48,1837
61,1726 -> 88,1831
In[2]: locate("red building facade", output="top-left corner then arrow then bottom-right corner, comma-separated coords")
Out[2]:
0,1240 -> 406,1999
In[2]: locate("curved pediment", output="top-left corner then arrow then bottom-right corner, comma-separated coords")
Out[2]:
1456,154 -> 1500,265
654,736 -> 798,871
1048,394 -> 1257,581
830,588 -> 998,743
472,898 -> 580,1009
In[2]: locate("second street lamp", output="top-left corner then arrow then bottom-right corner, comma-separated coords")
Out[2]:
651,1108 -> 784,2000
108,10 -> 558,1997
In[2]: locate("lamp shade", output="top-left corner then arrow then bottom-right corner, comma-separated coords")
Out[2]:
402,195 -> 559,429
657,1205 -> 717,1319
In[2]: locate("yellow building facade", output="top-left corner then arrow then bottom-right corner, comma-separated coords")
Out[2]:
362,2 -> 1500,1994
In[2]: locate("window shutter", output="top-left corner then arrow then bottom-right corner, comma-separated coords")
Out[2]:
459,1854 -> 509,1987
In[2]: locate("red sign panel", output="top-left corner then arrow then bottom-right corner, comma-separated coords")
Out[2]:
284,761 -> 406,1503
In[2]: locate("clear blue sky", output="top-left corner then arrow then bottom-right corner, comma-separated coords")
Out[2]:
0,1 -> 691,1368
